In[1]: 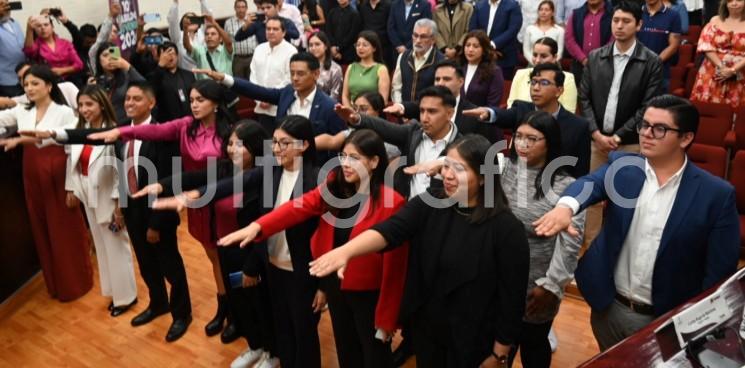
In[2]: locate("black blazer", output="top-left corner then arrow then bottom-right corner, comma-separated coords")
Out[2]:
402,98 -> 503,143
491,100 -> 592,178
200,160 -> 321,285
62,124 -> 180,231
355,114 -> 460,197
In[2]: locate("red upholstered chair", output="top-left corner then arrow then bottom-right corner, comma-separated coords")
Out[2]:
733,108 -> 745,152
685,25 -> 702,46
236,96 -> 256,120
687,143 -> 728,178
674,44 -> 694,68
692,101 -> 734,147
669,66 -> 688,96
727,151 -> 745,256
499,80 -> 511,109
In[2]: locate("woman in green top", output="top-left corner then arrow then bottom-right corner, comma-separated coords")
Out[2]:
342,30 -> 391,107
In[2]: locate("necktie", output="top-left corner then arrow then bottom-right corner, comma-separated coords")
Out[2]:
127,142 -> 138,195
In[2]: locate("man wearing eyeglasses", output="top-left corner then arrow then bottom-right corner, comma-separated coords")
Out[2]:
391,18 -> 445,104
463,62 -> 592,178
533,94 -> 740,351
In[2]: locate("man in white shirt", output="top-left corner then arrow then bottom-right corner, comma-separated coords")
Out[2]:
534,95 -> 740,351
250,17 -> 298,131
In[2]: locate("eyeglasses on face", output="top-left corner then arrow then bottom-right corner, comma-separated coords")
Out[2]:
528,79 -> 555,87
636,121 -> 681,139
513,133 -> 545,148
272,139 -> 302,150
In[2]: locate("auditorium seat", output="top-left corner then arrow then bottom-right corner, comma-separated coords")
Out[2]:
727,151 -> 745,256
500,80 -> 511,109
685,25 -> 702,46
692,101 -> 734,147
687,143 -> 727,178
236,96 -> 256,120
733,108 -> 745,152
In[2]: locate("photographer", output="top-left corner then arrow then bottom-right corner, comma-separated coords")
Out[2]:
24,11 -> 83,81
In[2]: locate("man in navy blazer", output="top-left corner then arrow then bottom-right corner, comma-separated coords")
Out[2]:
196,53 -> 346,162
534,95 -> 740,351
464,63 -> 591,177
468,0 -> 522,78
388,0 -> 433,53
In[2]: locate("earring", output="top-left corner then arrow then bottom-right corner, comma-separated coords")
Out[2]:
214,107 -> 218,112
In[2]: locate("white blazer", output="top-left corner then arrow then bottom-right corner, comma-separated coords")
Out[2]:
0,102 -> 77,147
64,129 -> 121,225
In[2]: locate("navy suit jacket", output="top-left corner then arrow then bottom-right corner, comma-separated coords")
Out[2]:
566,152 -> 740,316
387,0 -> 433,48
230,77 -> 346,137
469,0 -> 522,68
491,100 -> 591,178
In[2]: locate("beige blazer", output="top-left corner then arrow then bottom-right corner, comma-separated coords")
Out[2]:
434,2 -> 474,51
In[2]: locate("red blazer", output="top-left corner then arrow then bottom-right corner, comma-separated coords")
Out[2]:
255,183 -> 408,331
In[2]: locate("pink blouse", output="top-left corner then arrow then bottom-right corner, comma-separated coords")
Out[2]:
24,35 -> 83,75
119,116 -> 225,248
118,116 -> 225,171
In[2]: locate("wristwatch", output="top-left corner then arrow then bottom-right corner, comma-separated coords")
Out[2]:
492,351 -> 508,366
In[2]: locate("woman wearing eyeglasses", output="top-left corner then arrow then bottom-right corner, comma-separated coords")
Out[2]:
220,129 -> 407,368
154,115 -> 325,368
501,111 -> 585,368
309,134 -> 530,368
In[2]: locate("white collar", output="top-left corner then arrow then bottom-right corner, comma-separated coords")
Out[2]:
423,122 -> 456,144
613,40 -> 637,58
414,46 -> 434,61
644,155 -> 687,189
131,115 -> 153,126
294,87 -> 317,106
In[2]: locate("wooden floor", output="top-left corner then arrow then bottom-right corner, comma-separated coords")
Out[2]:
0,214 -> 601,367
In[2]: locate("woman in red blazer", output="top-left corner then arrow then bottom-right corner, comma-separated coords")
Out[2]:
220,129 -> 408,368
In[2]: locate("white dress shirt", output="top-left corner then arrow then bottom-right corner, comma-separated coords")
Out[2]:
411,123 -> 456,197
268,168 -> 300,271
278,3 -> 306,48
558,157 -> 688,306
602,41 -> 636,133
487,0 -> 501,36
249,40 -> 298,116
287,87 -> 317,118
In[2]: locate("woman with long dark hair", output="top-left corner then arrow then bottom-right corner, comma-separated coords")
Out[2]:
459,30 -> 505,109
502,111 -> 584,367
92,41 -> 146,123
342,31 -> 391,106
308,31 -> 343,101
154,115 -> 325,368
88,79 -> 236,337
221,129 -> 408,367
309,134 -> 530,367
0,64 -> 92,301
25,85 -> 139,315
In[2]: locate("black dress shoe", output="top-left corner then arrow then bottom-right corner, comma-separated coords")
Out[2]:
220,322 -> 240,344
131,307 -> 168,326
392,338 -> 414,367
110,298 -> 138,317
108,301 -> 114,311
166,316 -> 192,342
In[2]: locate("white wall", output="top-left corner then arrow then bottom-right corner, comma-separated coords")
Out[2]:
12,0 -> 239,40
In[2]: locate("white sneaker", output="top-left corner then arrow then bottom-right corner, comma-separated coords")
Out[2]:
256,353 -> 280,368
230,348 -> 264,368
548,328 -> 558,353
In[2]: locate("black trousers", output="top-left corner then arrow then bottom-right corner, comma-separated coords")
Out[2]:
508,319 -> 553,368
124,198 -> 191,320
322,276 -> 394,368
218,245 -> 276,354
255,113 -> 278,134
267,264 -> 321,368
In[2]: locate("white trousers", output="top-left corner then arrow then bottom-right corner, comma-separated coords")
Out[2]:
79,176 -> 138,306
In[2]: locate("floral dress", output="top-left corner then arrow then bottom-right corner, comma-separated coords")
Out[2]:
690,23 -> 745,109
